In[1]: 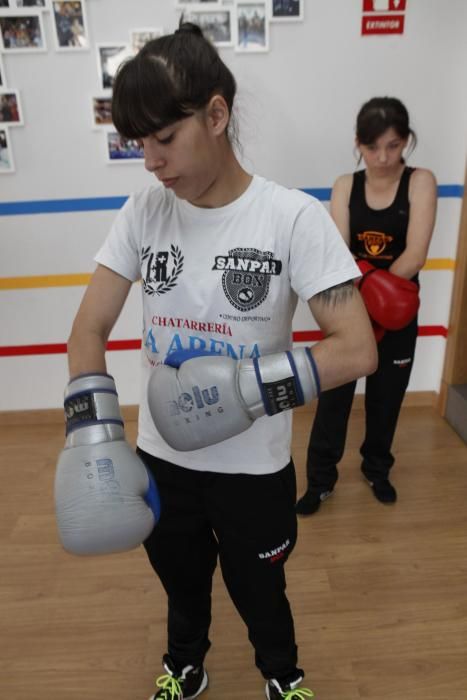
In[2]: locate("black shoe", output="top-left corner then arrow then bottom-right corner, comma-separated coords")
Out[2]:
295,488 -> 333,516
266,674 -> 314,699
149,654 -> 208,699
363,474 -> 397,504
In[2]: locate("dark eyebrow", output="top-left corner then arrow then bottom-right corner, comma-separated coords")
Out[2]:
314,280 -> 356,307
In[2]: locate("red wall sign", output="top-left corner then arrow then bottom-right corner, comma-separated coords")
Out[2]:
363,0 -> 407,11
362,13 -> 405,34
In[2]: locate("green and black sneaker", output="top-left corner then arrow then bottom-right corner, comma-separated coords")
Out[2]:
149,654 -> 208,700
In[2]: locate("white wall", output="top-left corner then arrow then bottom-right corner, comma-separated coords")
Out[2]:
1,0 -> 466,410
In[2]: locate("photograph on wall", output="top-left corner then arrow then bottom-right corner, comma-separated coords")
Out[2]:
52,0 -> 89,50
0,89 -> 23,125
235,2 -> 268,53
97,44 -> 133,91
182,8 -> 233,46
0,13 -> 46,51
91,95 -> 112,127
130,27 -> 164,54
0,54 -> 5,86
105,131 -> 144,163
0,127 -> 15,173
270,0 -> 303,21
14,0 -> 50,8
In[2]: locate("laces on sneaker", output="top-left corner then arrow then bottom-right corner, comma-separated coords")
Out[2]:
269,677 -> 314,700
154,672 -> 183,700
151,657 -> 206,700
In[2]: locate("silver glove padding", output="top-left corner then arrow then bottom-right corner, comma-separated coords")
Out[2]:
148,347 -> 320,451
55,373 -> 159,556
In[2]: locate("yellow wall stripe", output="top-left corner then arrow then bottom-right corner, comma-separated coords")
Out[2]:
0,259 -> 456,290
422,258 -> 456,270
0,274 -> 92,290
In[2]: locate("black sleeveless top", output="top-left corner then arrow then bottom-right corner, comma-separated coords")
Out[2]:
349,166 -> 415,273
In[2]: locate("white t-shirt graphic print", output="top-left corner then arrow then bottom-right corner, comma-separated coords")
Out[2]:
95,175 -> 359,474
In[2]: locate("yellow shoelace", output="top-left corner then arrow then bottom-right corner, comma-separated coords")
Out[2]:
155,673 -> 183,699
281,688 -> 314,700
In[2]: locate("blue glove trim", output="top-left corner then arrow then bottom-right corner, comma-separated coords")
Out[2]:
143,468 -> 161,525
165,348 -> 220,369
253,352 -> 304,416
64,388 -> 119,433
286,350 -> 305,405
65,418 -> 124,436
68,372 -> 115,382
67,388 -> 117,399
304,347 -> 321,396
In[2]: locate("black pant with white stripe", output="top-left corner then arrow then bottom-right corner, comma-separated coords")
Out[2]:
138,449 -> 301,682
306,318 -> 418,491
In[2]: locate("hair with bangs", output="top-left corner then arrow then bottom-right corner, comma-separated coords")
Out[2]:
356,97 -> 417,163
112,22 -> 237,141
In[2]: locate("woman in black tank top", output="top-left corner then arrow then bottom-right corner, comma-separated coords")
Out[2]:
296,97 -> 437,515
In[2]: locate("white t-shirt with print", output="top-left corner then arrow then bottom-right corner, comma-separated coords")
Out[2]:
95,175 -> 359,475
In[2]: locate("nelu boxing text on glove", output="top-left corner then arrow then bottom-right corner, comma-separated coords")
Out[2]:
54,373 -> 160,556
148,347 -> 321,452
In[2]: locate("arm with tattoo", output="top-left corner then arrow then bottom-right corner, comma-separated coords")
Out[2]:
307,278 -> 377,390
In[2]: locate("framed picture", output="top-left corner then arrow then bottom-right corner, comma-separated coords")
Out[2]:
0,89 -> 23,125
269,0 -> 303,22
0,127 -> 15,173
51,0 -> 89,50
182,8 -> 234,46
235,1 -> 269,53
91,95 -> 113,128
0,54 -> 5,87
130,27 -> 164,54
0,12 -> 47,52
13,0 -> 50,9
97,43 -> 134,91
105,130 -> 144,164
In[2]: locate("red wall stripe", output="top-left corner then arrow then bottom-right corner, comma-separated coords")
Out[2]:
0,326 -> 448,357
417,325 -> 447,337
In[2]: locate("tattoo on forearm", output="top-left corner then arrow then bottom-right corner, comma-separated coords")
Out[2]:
315,280 -> 356,307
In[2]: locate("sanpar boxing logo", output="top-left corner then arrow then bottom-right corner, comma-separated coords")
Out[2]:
141,244 -> 184,296
258,539 -> 291,564
212,247 -> 282,312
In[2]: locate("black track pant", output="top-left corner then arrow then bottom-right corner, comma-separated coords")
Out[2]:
306,319 -> 418,490
138,449 -> 301,681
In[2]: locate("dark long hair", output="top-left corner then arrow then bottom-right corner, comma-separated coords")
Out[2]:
356,96 -> 417,161
112,22 -> 237,141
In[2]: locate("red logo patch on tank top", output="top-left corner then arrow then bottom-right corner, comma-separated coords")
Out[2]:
358,230 -> 394,256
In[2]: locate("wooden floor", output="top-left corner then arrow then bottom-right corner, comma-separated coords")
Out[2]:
1,403 -> 467,700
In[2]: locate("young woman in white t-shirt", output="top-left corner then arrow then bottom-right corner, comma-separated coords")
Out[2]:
55,22 -> 377,700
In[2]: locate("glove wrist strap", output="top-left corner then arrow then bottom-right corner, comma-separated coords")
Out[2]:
240,347 -> 320,418
64,373 -> 124,442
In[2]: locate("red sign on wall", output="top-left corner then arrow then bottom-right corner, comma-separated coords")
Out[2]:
362,14 -> 405,34
363,0 -> 407,11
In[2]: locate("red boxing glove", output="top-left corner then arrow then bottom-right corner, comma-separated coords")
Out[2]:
372,320 -> 386,343
357,260 -> 420,331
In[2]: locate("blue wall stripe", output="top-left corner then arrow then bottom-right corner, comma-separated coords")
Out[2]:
0,196 -> 128,216
301,187 -> 332,200
0,185 -> 463,216
437,184 -> 464,198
